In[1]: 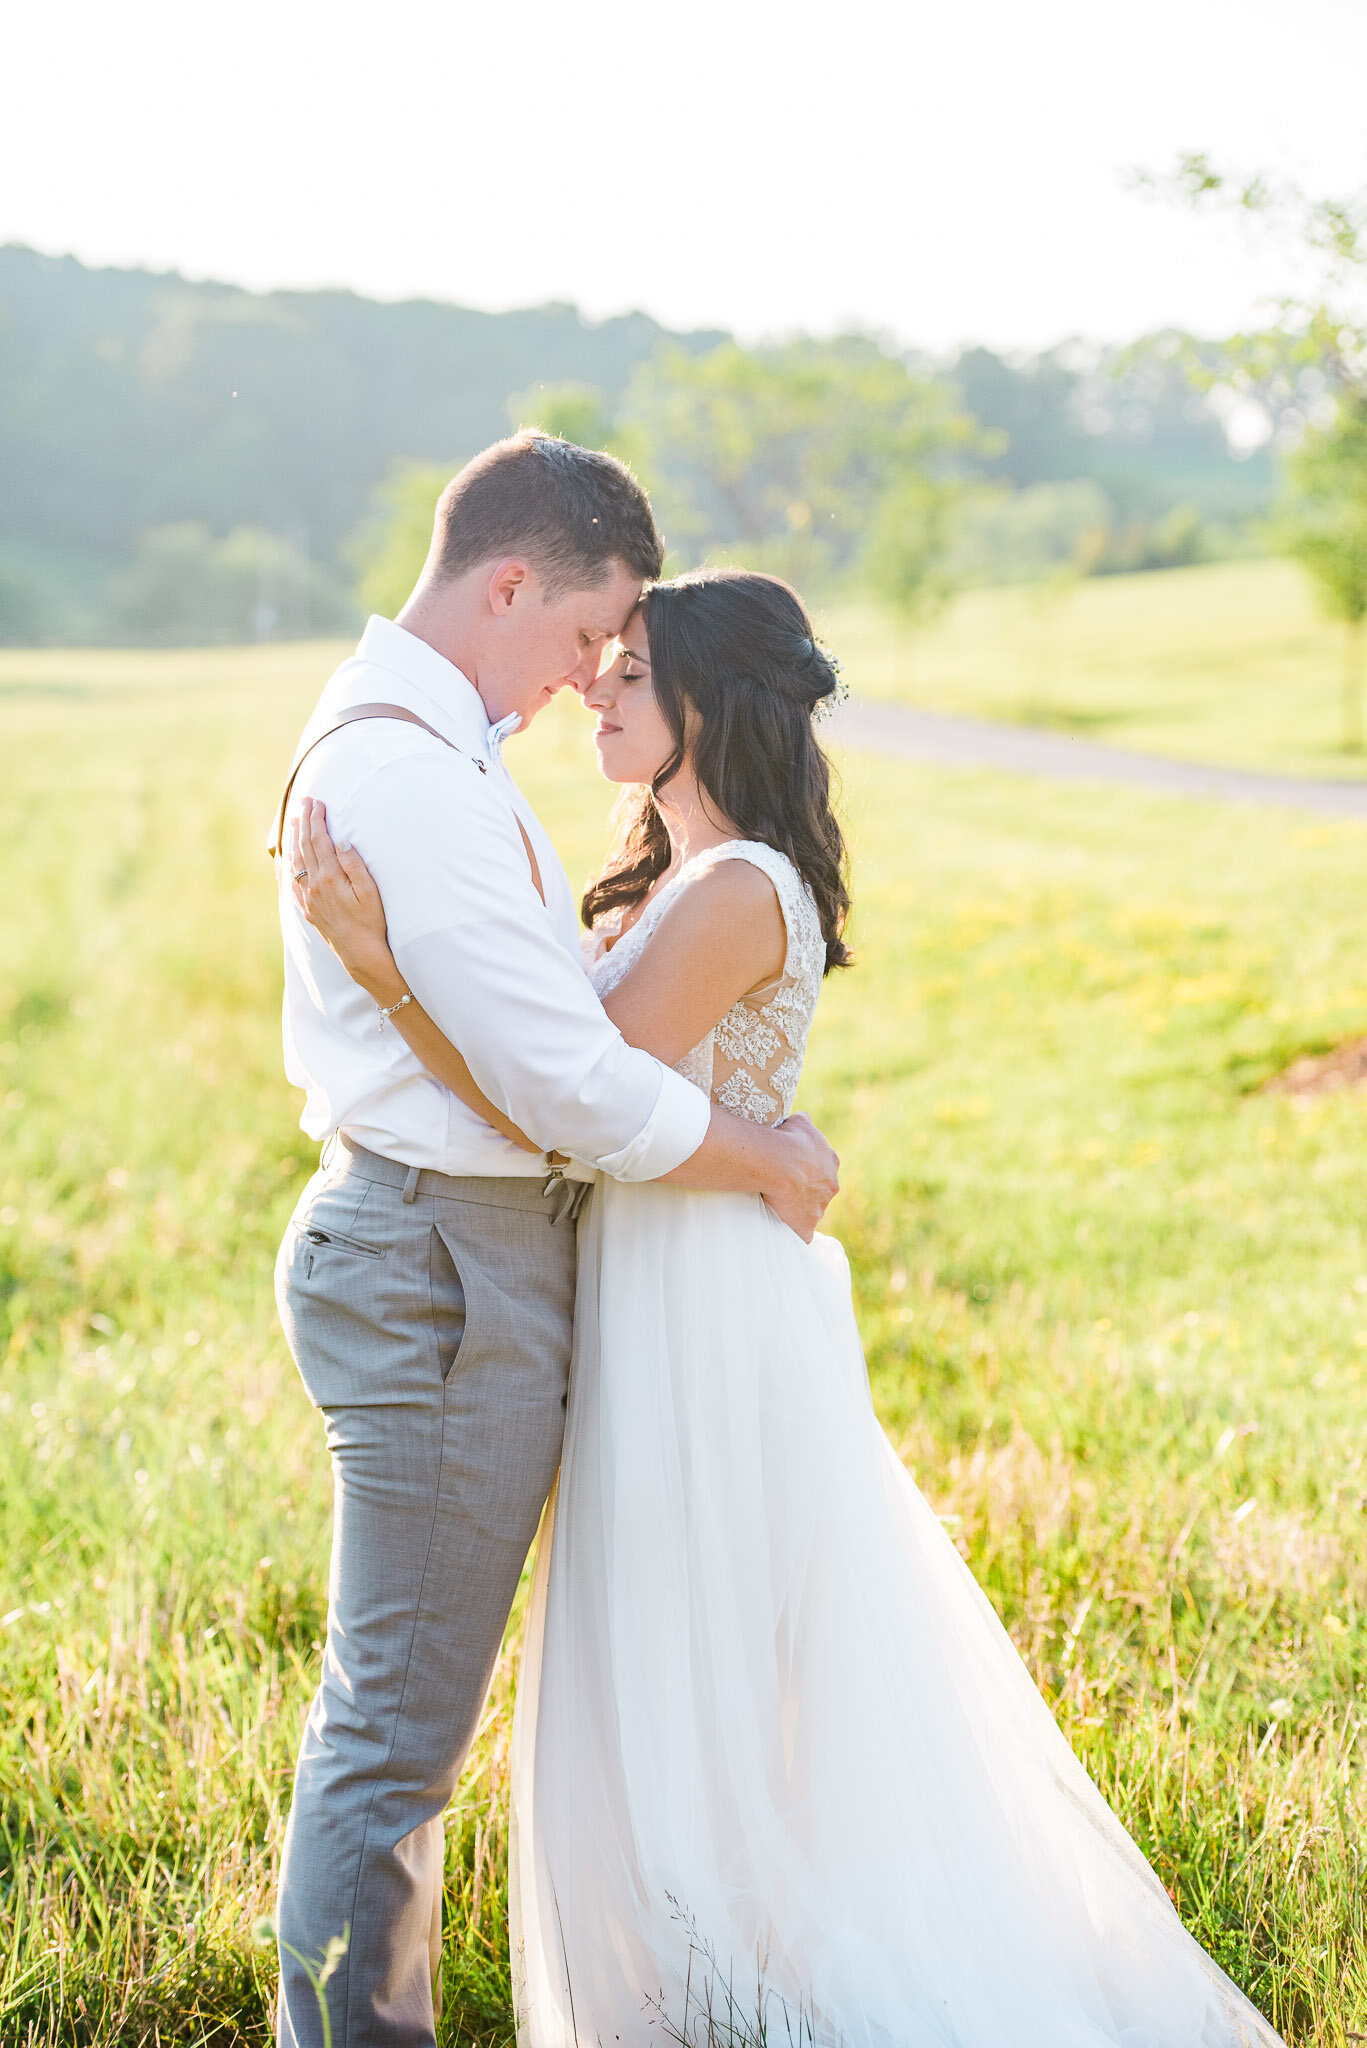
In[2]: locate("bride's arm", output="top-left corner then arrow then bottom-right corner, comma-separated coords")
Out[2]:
594,863 -> 787,1064
288,802 -> 540,1154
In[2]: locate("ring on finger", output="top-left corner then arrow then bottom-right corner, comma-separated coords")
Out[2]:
293,868 -> 308,883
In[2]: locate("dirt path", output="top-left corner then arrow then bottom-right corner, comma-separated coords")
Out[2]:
830,700 -> 1367,819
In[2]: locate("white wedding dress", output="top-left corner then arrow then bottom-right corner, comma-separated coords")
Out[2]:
510,840 -> 1282,2048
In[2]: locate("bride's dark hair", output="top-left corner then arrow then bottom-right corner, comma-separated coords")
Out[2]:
581,569 -> 852,973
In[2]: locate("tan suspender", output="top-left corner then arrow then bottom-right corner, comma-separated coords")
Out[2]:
268,700 -> 545,904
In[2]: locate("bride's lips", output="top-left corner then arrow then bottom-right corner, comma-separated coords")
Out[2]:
595,720 -> 621,738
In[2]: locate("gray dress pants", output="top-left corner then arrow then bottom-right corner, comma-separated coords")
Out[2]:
273,1138 -> 580,2048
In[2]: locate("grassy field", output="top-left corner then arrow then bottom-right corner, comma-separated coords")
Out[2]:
2,633 -> 1366,2044
822,557 -> 1367,778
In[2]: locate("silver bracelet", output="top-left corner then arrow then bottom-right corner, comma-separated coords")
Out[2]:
377,991 -> 413,1029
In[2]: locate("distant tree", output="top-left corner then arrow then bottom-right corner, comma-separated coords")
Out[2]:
622,335 -> 979,605
863,475 -> 958,616
0,559 -> 43,646
954,336 -> 1267,530
1139,155 -> 1367,744
115,523 -> 352,645
506,382 -> 615,450
944,479 -> 1112,587
346,461 -> 453,619
1276,404 -> 1367,749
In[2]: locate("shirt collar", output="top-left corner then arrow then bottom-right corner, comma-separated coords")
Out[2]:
343,615 -> 522,764
486,710 -> 522,764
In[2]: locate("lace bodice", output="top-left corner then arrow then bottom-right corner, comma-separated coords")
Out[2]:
585,840 -> 827,1125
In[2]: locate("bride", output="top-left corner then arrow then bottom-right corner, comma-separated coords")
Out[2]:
290,569 -> 1282,2048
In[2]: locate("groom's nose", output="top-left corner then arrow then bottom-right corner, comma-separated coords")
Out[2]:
572,644 -> 605,692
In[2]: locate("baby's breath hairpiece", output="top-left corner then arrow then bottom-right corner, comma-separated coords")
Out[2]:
811,640 -> 848,721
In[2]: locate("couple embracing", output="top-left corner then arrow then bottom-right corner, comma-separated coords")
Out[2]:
272,434 -> 1280,2048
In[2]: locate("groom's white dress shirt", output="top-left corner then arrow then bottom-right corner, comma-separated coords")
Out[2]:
278,615 -> 710,1180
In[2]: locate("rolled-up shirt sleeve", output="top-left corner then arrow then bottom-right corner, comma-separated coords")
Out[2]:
334,750 -> 710,1180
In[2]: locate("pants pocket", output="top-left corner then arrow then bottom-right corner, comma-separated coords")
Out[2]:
275,1183 -> 407,1411
275,1180 -> 471,1412
293,1218 -> 386,1266
429,1226 -> 467,1383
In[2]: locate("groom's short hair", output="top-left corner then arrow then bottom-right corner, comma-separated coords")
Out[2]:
430,432 -> 664,593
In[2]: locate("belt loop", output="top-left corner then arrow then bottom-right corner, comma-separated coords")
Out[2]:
402,1164 -> 421,1205
320,1130 -> 339,1170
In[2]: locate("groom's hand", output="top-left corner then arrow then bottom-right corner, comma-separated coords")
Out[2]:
659,1105 -> 838,1232
764,1112 -> 840,1241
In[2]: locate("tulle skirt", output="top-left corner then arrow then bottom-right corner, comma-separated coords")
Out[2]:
509,1181 -> 1281,2048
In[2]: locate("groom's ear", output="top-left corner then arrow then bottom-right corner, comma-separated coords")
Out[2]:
486,557 -> 533,617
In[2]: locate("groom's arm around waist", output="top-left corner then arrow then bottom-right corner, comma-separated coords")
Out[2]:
340,751 -> 709,1180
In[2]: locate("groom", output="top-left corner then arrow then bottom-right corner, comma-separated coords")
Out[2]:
272,432 -> 840,2048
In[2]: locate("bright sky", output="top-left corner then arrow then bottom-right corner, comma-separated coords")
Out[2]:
5,0 -> 1364,352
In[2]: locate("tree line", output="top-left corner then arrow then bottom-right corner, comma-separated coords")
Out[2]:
0,243 -> 1271,651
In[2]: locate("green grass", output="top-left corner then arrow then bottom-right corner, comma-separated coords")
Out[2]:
2,636 -> 1366,2043
821,557 -> 1367,777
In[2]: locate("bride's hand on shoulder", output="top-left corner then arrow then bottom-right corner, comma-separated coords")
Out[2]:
289,799 -> 405,1002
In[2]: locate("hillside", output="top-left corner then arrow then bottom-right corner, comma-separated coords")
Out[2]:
0,244 -> 723,638
0,246 -> 1275,645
